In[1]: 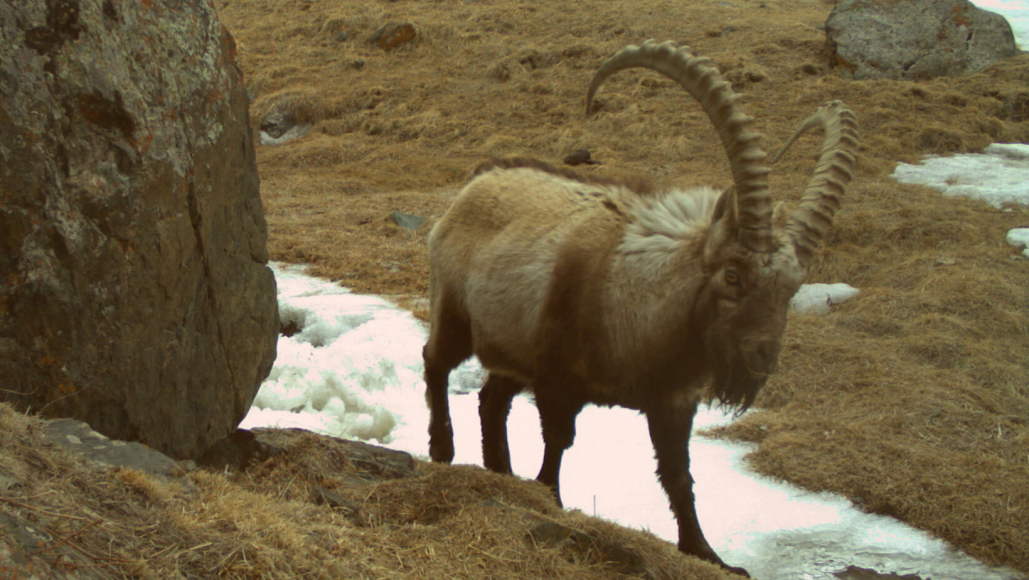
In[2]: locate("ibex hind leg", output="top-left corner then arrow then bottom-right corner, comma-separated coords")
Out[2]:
423,302 -> 473,464
479,374 -> 527,474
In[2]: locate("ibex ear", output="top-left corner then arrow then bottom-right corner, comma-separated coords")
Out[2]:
704,186 -> 739,267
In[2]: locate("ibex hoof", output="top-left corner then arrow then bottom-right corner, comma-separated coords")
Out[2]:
428,436 -> 454,464
724,564 -> 749,578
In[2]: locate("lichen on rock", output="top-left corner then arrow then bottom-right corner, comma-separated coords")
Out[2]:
0,0 -> 279,459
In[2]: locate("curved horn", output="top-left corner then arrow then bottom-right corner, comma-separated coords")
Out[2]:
586,40 -> 773,252
777,101 -> 860,266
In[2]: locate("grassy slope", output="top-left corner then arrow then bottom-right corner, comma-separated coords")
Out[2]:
0,404 -> 738,579
217,0 -> 1029,572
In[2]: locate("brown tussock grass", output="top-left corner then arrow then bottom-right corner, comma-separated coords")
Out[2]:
0,405 -> 740,579
215,0 -> 1028,573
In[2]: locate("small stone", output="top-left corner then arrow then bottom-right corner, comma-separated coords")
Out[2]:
259,110 -> 297,139
389,211 -> 426,230
798,63 -> 822,76
563,149 -> 601,166
260,124 -> 312,146
369,23 -> 416,50
196,429 -> 286,471
834,565 -> 925,580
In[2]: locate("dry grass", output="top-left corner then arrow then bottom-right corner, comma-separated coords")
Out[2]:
0,404 -> 737,579
214,0 -> 1029,574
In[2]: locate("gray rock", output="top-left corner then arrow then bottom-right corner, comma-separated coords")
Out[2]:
260,123 -> 313,145
44,418 -> 189,479
826,0 -> 1022,80
563,149 -> 601,166
260,109 -> 298,139
197,426 -> 417,482
369,23 -> 417,50
196,428 -> 286,471
0,511 -> 121,580
0,0 -> 279,459
389,210 -> 426,230
833,566 -> 924,580
258,99 -> 317,146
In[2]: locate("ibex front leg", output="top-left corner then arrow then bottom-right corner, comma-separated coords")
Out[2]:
479,374 -> 526,474
647,400 -> 749,578
425,364 -> 455,463
422,304 -> 473,464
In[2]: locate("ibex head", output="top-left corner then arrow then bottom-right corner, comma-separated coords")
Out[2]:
588,41 -> 859,409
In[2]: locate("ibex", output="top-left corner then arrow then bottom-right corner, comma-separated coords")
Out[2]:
423,40 -> 859,576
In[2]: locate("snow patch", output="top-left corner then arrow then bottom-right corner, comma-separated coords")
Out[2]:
1008,227 -> 1029,258
791,283 -> 861,315
891,143 -> 1029,209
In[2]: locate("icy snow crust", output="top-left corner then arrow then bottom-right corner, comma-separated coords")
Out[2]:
892,143 -> 1029,258
245,264 -> 484,443
892,143 -> 1029,209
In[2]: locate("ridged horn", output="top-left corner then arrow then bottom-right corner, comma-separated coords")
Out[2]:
774,101 -> 860,266
586,40 -> 773,252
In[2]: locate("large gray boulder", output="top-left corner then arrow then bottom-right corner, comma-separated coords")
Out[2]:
0,0 -> 278,458
826,0 -> 1022,80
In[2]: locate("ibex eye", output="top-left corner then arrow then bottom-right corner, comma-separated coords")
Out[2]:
725,270 -> 740,285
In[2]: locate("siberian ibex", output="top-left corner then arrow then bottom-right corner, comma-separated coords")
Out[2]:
423,40 -> 859,576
